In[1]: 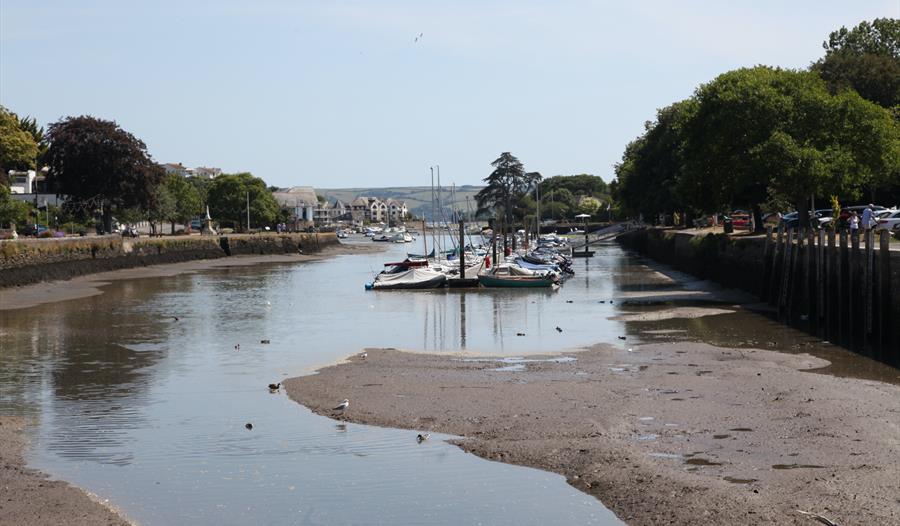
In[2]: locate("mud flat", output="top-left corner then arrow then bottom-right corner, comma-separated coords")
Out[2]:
285,343 -> 900,525
0,416 -> 131,526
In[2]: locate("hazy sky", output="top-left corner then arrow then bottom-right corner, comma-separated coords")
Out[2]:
2,1 -> 898,188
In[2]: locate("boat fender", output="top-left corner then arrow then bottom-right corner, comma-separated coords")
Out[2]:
364,283 -> 374,290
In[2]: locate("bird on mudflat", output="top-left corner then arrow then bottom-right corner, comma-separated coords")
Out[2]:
333,399 -> 350,413
555,326 -> 563,333
359,351 -> 368,359
417,433 -> 431,443
268,383 -> 281,391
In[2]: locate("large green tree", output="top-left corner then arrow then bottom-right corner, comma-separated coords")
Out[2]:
207,172 -> 278,231
614,99 -> 696,221
680,66 -> 898,227
0,184 -> 32,228
812,18 -> 900,109
46,116 -> 164,232
475,152 -> 540,249
0,106 -> 38,175
164,174 -> 202,232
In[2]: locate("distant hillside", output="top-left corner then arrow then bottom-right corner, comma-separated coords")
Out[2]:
319,186 -> 484,220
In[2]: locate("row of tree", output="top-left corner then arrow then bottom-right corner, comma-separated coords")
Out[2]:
613,18 -> 900,229
1,108 -> 283,233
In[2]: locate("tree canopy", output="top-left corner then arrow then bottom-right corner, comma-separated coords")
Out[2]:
45,115 -> 164,231
613,66 -> 900,226
207,172 -> 278,230
0,106 -> 38,174
475,152 -> 541,221
812,18 -> 900,108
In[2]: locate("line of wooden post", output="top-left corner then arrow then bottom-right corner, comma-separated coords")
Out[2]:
763,226 -> 895,364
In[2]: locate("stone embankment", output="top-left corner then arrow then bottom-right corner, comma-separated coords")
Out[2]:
0,233 -> 338,288
617,228 -> 900,366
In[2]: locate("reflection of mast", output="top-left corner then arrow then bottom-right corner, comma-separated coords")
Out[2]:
459,293 -> 467,349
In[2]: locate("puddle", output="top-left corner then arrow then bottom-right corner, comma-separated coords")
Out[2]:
491,364 -> 526,372
772,464 -> 825,470
723,476 -> 757,484
685,458 -> 722,466
648,453 -> 682,460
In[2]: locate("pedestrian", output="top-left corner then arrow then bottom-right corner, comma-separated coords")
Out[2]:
861,204 -> 876,232
849,211 -> 859,235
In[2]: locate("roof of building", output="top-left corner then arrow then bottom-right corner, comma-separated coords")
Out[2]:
271,186 -> 318,207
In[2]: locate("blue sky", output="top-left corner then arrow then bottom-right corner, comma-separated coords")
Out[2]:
2,1 -> 897,188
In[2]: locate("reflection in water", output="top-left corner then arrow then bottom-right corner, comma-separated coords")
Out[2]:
1,239 -> 895,524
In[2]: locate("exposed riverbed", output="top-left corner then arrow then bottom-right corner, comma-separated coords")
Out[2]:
1,238 -> 897,525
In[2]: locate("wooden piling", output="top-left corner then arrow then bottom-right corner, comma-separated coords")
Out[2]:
803,228 -> 811,325
816,229 -> 825,336
863,228 -> 875,355
826,229 -> 836,342
762,226 -> 773,300
770,225 -> 784,305
878,230 -> 891,361
779,228 -> 793,320
836,230 -> 848,344
849,231 -> 859,349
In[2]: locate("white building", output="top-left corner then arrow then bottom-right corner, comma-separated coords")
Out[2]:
272,186 -> 318,226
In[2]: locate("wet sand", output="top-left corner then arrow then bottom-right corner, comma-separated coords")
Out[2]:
284,343 -> 900,525
0,416 -> 131,525
0,242 -> 382,311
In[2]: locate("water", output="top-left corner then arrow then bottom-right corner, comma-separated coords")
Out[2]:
1,238 -> 895,524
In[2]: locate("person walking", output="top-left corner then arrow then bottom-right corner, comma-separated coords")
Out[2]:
849,211 -> 860,236
861,204 -> 876,232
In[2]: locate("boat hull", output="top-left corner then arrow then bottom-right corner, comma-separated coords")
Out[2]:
478,274 -> 555,288
370,274 -> 447,290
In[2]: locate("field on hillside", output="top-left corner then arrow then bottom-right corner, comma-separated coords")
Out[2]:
319,186 -> 484,220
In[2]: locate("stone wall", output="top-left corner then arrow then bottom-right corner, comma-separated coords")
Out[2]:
0,233 -> 338,288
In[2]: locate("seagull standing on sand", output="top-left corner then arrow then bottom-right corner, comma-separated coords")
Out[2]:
333,399 -> 350,414
417,433 -> 430,443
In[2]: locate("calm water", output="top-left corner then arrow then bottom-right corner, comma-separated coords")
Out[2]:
1,238 -> 894,525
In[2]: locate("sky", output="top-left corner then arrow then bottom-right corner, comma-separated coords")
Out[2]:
2,1 -> 898,189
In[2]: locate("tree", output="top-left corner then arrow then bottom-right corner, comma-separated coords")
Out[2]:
614,99 -> 696,221
576,196 -> 602,216
45,116 -> 164,233
0,106 -> 38,174
0,184 -> 32,229
475,152 -> 541,250
147,183 -> 176,235
207,172 -> 278,231
538,174 -> 608,200
164,174 -> 202,233
812,18 -> 900,108
680,66 -> 899,227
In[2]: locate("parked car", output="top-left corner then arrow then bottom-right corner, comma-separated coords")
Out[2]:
731,211 -> 751,230
18,224 -> 49,237
875,209 -> 900,232
781,210 -> 831,229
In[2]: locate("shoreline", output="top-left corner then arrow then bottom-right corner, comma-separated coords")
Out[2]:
0,242 -> 382,311
0,416 -> 132,526
0,241 -> 384,525
284,343 -> 900,525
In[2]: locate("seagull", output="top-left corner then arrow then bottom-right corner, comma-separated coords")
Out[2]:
618,336 -> 627,340
268,383 -> 281,391
555,326 -> 563,333
414,32 -> 423,43
245,423 -> 253,430
417,433 -> 431,443
332,399 -> 350,413
359,351 -> 368,359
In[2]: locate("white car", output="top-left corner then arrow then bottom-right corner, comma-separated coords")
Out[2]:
875,209 -> 900,232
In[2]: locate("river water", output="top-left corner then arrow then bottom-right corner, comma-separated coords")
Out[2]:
1,237 -> 895,525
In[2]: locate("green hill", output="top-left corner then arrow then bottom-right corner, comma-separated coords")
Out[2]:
319,186 -> 484,220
